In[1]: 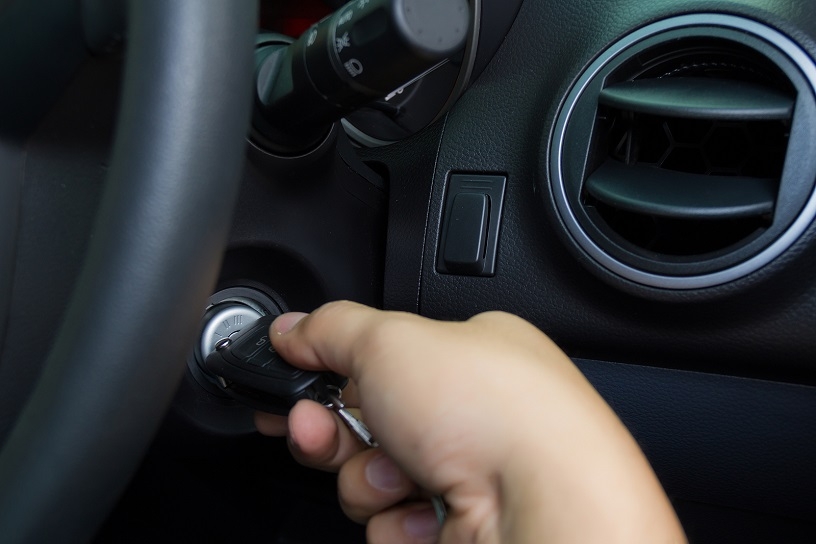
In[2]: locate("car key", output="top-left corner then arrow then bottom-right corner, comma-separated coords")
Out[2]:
204,315 -> 447,523
203,314 -> 348,415
204,315 -> 377,448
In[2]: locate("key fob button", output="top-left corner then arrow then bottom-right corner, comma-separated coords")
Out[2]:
245,350 -> 273,368
245,347 -> 297,376
232,331 -> 270,360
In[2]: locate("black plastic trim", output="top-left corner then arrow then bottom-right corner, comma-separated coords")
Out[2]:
576,358 -> 816,524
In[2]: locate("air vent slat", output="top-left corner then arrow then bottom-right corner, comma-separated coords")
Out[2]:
599,78 -> 794,120
585,161 -> 776,220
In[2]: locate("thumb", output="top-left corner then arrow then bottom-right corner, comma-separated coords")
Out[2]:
269,301 -> 389,381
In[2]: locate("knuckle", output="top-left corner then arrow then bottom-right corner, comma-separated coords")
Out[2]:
312,300 -> 359,323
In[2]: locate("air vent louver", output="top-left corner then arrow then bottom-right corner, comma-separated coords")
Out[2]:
549,15 -> 816,290
586,75 -> 792,256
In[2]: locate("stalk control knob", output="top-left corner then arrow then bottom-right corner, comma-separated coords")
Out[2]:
253,0 -> 470,152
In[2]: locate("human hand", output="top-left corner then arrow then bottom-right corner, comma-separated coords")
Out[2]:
256,301 -> 686,544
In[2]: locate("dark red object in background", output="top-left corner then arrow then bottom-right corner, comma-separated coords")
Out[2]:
259,0 -> 333,38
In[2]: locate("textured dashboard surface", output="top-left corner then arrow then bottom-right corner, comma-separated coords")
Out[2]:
383,0 -> 816,375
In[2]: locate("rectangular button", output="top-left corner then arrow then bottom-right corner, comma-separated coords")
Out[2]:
437,174 -> 507,277
443,193 -> 489,272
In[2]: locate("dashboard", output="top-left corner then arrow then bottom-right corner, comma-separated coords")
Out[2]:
2,0 -> 816,542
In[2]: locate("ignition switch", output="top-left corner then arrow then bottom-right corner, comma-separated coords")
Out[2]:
190,285 -> 286,387
178,285 -> 288,435
199,302 -> 264,361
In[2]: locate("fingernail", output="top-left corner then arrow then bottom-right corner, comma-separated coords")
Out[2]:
365,453 -> 404,492
404,507 -> 440,540
272,312 -> 308,335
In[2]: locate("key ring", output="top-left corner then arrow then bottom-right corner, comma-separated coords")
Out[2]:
322,382 -> 448,524
323,384 -> 343,409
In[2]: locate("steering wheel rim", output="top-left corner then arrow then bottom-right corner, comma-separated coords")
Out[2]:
0,2 -> 257,542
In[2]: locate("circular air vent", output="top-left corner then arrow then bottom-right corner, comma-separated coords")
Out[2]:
549,14 -> 816,290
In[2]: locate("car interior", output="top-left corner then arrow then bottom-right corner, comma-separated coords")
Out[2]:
1,0 -> 816,542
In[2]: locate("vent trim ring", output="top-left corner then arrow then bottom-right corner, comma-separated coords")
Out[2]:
549,14 -> 816,290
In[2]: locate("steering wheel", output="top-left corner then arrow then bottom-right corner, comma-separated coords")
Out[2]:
0,2 -> 257,541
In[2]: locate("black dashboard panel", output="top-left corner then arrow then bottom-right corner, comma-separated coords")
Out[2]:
2,0 -> 816,542
375,0 -> 816,375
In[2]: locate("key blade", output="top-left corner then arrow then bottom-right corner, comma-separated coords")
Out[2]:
326,394 -> 379,448
431,496 -> 447,524
336,407 -> 379,448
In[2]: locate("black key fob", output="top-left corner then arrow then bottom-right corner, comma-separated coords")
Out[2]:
204,315 -> 347,415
